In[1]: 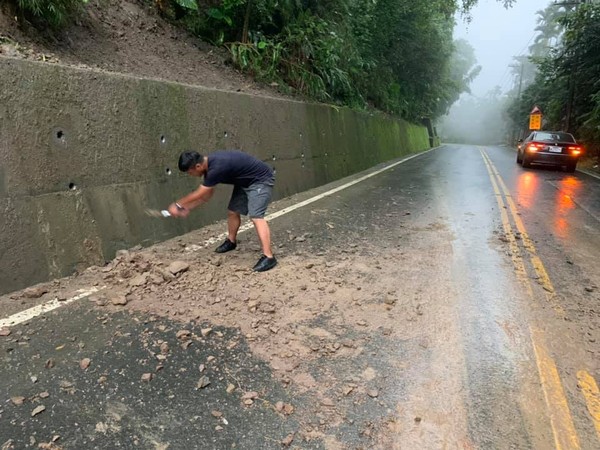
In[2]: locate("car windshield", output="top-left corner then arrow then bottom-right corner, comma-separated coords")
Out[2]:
535,132 -> 575,143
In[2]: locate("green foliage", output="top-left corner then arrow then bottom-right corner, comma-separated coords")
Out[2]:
156,0 -> 514,120
12,0 -> 88,28
174,0 -> 198,11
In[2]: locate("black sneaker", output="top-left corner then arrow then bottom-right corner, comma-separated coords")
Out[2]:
252,255 -> 278,272
215,238 -> 237,253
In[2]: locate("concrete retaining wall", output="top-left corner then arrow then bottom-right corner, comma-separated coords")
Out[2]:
0,57 -> 431,294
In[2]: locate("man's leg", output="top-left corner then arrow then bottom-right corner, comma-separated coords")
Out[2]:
228,210 -> 241,243
251,218 -> 273,258
215,186 -> 247,253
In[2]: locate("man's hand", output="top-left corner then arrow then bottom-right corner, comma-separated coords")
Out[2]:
168,203 -> 189,218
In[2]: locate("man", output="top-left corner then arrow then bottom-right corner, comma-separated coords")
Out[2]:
167,150 -> 277,272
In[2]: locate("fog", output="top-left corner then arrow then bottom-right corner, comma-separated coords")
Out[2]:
439,0 -> 550,144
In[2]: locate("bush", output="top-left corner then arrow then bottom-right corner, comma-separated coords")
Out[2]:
12,0 -> 88,29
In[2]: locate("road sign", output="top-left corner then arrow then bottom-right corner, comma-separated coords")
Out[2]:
529,105 -> 542,130
529,113 -> 542,130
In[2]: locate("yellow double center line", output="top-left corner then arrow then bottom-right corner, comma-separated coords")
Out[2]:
480,149 -> 581,450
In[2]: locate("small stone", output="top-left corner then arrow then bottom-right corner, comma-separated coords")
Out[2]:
160,343 -> 169,354
141,373 -> 153,382
367,389 -> 379,398
207,356 -> 215,363
199,364 -> 205,373
211,410 -> 223,418
415,416 -> 422,423
45,359 -> 55,369
201,328 -> 213,337
23,287 -> 48,299
282,433 -> 295,446
242,391 -> 258,400
226,384 -> 236,394
31,376 -> 38,384
585,286 -> 595,292
243,399 -> 254,406
31,405 -> 46,417
39,392 -> 50,399
215,425 -> 223,431
384,295 -> 396,305
321,398 -> 335,407
167,261 -> 190,275
259,303 -> 276,313
129,273 -> 149,287
98,376 -> 108,384
197,376 -> 210,389
110,295 -> 128,306
176,330 -> 191,341
0,328 -> 11,337
343,386 -> 354,396
80,358 -> 91,370
11,396 -> 25,405
283,403 -> 294,415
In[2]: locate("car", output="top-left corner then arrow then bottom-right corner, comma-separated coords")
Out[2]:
516,131 -> 583,172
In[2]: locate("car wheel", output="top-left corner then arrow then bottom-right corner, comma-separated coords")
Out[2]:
516,151 -> 523,164
565,162 -> 577,173
522,156 -> 532,168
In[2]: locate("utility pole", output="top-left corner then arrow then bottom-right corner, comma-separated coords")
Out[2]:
517,61 -> 525,99
509,59 -> 525,143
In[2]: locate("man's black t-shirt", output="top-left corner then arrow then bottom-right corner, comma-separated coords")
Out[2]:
202,151 -> 274,188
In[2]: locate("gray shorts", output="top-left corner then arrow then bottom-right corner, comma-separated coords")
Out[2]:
228,181 -> 274,219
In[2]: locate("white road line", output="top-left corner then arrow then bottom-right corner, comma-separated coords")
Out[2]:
192,147 -> 441,249
578,168 -> 600,180
0,287 -> 103,329
4,146 -> 440,327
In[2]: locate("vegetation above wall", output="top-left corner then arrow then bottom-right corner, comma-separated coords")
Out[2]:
6,0 -> 513,122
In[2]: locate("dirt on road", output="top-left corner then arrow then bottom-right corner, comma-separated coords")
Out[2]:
0,183 -> 469,449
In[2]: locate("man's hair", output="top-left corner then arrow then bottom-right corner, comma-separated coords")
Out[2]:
178,151 -> 204,172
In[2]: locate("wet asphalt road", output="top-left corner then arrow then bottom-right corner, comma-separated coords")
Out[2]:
1,144 -> 599,449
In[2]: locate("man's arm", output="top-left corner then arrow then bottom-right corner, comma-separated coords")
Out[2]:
168,185 -> 214,216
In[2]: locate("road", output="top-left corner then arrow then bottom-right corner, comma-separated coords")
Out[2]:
0,144 -> 599,450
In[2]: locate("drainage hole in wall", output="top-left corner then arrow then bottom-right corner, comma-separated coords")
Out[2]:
165,168 -> 172,175
68,183 -> 77,190
272,167 -> 277,175
160,135 -> 167,144
56,130 -> 65,139
301,153 -> 305,158
272,155 -> 276,161
224,131 -> 228,138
